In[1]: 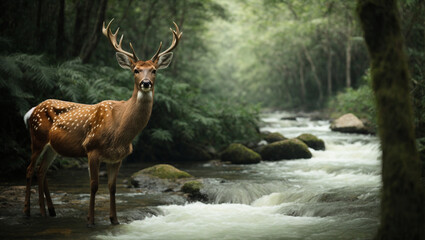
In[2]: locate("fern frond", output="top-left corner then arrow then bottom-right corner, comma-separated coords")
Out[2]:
150,128 -> 173,142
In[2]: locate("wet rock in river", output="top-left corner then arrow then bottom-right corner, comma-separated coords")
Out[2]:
181,180 -> 208,202
262,132 -> 287,144
130,164 -> 192,191
129,164 -> 209,202
133,164 -> 192,180
296,133 -> 325,150
330,113 -> 369,134
260,139 -> 312,161
221,143 -> 262,164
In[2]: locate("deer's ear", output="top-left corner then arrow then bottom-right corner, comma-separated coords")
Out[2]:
116,52 -> 133,70
157,52 -> 173,69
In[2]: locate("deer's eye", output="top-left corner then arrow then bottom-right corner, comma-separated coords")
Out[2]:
134,69 -> 139,74
152,70 -> 156,74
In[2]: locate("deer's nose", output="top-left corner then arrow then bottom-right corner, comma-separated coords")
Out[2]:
141,80 -> 152,89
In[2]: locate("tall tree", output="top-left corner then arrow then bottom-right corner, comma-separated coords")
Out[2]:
56,0 -> 65,59
357,0 -> 425,239
79,0 -> 108,63
72,0 -> 95,57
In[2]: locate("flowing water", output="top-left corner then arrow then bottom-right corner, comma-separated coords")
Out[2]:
0,112 -> 381,239
96,112 -> 381,240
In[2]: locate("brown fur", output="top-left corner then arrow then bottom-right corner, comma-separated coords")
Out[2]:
24,60 -> 158,226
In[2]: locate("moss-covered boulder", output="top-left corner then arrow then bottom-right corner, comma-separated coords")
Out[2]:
260,139 -> 312,161
181,180 -> 203,195
180,180 -> 208,202
135,164 -> 192,179
221,143 -> 262,164
296,133 -> 325,151
263,132 -> 287,143
130,164 -> 192,190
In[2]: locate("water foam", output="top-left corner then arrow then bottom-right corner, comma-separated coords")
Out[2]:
96,113 -> 381,240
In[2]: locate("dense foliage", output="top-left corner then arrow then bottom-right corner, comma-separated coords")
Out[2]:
327,70 -> 376,130
1,0 -> 424,173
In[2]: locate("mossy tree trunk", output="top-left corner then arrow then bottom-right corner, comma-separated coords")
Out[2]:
357,0 -> 425,239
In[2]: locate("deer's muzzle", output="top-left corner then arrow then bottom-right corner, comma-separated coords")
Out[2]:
140,80 -> 152,91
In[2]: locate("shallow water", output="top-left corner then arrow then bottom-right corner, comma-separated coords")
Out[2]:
96,112 -> 381,240
0,112 -> 381,239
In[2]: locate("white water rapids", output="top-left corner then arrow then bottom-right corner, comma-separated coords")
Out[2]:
96,112 -> 381,240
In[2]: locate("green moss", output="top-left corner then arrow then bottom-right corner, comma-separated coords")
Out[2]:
260,139 -> 312,161
296,133 -> 325,150
263,132 -> 287,143
221,143 -> 261,164
181,180 -> 203,194
134,164 -> 192,180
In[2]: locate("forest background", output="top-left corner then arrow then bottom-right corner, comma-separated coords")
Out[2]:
0,0 -> 424,175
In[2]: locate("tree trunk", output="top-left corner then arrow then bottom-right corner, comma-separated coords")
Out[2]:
345,12 -> 353,88
141,0 -> 159,59
73,0 -> 95,57
79,0 -> 108,63
35,0 -> 43,50
121,0 -> 134,21
297,52 -> 306,104
345,35 -> 352,88
56,0 -> 65,59
357,0 -> 425,239
327,47 -> 332,96
326,17 -> 333,96
302,44 -> 323,103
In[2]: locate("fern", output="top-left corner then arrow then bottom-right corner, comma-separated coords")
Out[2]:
150,128 -> 173,142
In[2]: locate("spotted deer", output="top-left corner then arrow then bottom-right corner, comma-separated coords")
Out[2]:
23,19 -> 182,226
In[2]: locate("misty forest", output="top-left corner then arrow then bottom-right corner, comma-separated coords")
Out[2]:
1,0 -> 425,239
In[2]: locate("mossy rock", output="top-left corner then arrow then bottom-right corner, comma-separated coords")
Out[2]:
181,180 -> 203,195
181,180 -> 208,202
260,139 -> 312,161
296,133 -> 325,150
133,164 -> 192,180
263,132 -> 287,143
221,143 -> 261,164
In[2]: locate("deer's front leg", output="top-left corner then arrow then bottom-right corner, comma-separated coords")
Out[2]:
87,153 -> 100,227
107,161 -> 122,225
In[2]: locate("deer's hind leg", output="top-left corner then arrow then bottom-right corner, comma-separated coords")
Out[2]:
36,145 -> 57,217
24,147 -> 43,217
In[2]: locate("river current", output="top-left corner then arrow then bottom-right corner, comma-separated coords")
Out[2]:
95,112 -> 381,240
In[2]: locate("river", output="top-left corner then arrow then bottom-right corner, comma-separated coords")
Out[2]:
0,112 -> 381,239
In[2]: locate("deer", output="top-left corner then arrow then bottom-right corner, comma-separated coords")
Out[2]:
23,19 -> 182,226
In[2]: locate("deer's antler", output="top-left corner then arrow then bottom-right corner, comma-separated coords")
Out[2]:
102,19 -> 139,61
151,22 -> 183,61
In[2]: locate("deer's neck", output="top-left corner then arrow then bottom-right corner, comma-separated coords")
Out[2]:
114,85 -> 154,144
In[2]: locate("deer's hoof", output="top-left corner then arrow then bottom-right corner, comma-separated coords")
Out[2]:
23,209 -> 30,217
48,208 -> 56,217
110,217 -> 120,225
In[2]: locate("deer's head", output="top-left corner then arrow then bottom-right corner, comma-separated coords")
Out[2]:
102,19 -> 182,94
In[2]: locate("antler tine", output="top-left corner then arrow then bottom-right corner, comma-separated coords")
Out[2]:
151,22 -> 182,61
102,18 -> 138,61
150,42 -> 163,61
129,42 -> 139,61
